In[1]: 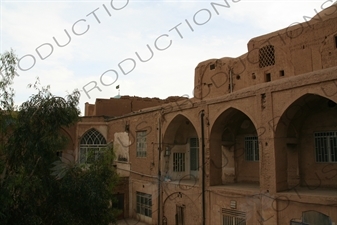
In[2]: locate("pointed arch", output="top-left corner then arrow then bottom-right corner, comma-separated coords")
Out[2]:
163,114 -> 198,145
274,93 -> 337,191
79,128 -> 107,163
209,107 -> 260,186
163,114 -> 200,181
60,127 -> 74,148
58,128 -> 75,162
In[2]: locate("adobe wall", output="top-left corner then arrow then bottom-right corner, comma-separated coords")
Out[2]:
129,179 -> 159,224
61,5 -> 337,225
84,103 -> 95,116
107,111 -> 160,179
208,190 -> 261,225
277,200 -> 337,224
194,10 -> 337,101
162,182 -> 202,225
85,96 -> 188,117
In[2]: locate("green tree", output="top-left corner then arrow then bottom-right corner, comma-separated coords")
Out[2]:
0,50 -> 119,225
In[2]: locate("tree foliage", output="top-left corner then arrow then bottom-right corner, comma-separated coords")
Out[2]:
0,49 -> 17,111
0,50 -> 119,225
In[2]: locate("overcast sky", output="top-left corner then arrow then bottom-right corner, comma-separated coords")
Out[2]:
0,0 -> 332,114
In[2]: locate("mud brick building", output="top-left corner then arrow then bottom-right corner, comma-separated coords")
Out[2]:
62,4 -> 337,225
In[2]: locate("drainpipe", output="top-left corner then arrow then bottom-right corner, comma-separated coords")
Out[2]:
157,116 -> 162,225
200,110 -> 206,225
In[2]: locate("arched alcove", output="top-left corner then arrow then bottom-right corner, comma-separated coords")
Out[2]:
274,94 -> 337,191
163,115 -> 199,181
209,107 -> 260,186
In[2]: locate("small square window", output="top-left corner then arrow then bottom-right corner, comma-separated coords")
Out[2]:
279,70 -> 285,77
210,64 -> 215,70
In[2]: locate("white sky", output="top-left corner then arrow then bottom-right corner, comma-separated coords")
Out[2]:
0,0 -> 333,114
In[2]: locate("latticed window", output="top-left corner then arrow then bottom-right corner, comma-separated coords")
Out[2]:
315,131 -> 337,163
259,45 -> 275,68
79,128 -> 107,163
136,192 -> 152,217
245,136 -> 259,161
173,153 -> 185,172
222,208 -> 246,225
190,138 -> 199,171
136,131 -> 147,157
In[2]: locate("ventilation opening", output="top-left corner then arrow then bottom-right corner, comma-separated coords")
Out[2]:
252,73 -> 256,79
335,35 -> 337,49
210,64 -> 215,70
259,45 -> 275,68
279,70 -> 285,77
265,73 -> 271,82
236,75 -> 240,80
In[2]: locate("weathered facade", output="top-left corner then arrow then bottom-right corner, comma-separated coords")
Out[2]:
62,5 -> 337,225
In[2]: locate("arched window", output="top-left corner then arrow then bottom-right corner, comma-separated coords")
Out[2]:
79,129 -> 107,163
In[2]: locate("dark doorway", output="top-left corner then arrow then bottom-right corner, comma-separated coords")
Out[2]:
114,194 -> 124,219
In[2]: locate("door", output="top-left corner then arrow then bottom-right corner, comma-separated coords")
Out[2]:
114,194 -> 124,219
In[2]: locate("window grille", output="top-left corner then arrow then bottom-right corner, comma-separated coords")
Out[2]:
245,136 -> 259,161
190,138 -> 199,171
79,128 -> 107,163
136,192 -> 152,217
222,208 -> 246,225
173,153 -> 185,172
136,131 -> 147,157
315,131 -> 337,163
259,45 -> 275,68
